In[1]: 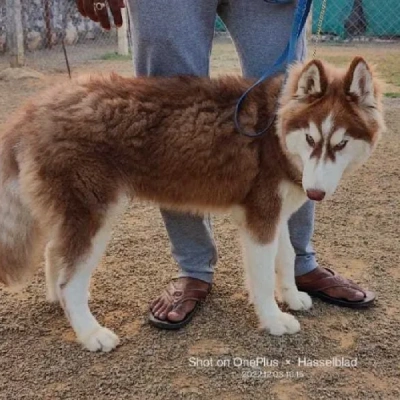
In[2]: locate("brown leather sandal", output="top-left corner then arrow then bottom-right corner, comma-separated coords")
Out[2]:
296,267 -> 375,308
148,278 -> 211,330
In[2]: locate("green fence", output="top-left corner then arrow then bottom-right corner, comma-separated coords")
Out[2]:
215,17 -> 226,32
312,0 -> 400,38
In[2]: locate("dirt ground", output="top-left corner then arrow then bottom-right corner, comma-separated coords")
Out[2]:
0,39 -> 399,400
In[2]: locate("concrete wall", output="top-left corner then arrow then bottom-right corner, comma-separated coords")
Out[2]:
0,0 -> 115,53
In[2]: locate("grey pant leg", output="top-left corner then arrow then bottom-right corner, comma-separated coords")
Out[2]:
218,0 -> 317,276
127,0 -> 219,283
288,201 -> 318,276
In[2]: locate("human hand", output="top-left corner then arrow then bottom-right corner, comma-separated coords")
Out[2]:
76,0 -> 125,30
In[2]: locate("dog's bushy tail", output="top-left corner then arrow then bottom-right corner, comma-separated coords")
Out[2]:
0,133 -> 41,287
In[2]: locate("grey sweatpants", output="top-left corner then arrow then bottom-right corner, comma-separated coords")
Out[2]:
127,0 -> 318,283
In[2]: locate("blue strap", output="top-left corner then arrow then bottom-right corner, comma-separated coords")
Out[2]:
234,0 -> 313,137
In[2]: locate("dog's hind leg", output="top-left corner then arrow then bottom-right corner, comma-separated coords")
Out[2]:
45,239 -> 92,304
275,222 -> 312,311
53,198 -> 126,352
59,220 -> 118,352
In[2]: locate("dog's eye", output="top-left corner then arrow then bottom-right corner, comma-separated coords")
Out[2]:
305,134 -> 315,148
333,140 -> 348,151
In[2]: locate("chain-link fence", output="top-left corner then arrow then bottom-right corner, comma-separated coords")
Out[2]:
311,0 -> 400,42
0,0 -> 125,72
1,0 -> 399,73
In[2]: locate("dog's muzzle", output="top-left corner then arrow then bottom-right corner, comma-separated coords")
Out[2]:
306,189 -> 326,201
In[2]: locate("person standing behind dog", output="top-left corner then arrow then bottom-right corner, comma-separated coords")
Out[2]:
76,0 -> 375,329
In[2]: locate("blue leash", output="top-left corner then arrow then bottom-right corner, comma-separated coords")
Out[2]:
234,0 -> 313,138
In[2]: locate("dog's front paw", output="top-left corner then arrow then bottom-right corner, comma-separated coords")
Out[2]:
262,312 -> 300,336
283,290 -> 312,311
80,327 -> 120,352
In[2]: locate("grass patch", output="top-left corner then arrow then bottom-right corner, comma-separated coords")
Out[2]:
211,40 -> 400,94
385,92 -> 400,98
99,52 -> 131,61
316,45 -> 400,94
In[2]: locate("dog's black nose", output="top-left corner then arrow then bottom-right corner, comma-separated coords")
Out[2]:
306,189 -> 326,201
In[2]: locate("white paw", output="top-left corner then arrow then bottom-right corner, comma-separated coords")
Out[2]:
283,290 -> 313,311
80,327 -> 120,352
263,312 -> 301,336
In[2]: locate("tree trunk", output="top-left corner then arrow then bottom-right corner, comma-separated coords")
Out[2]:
6,0 -> 25,67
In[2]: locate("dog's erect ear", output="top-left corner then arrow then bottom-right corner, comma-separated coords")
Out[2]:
295,60 -> 328,99
344,57 -> 375,107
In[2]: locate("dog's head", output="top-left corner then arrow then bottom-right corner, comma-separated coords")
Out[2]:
277,57 -> 385,201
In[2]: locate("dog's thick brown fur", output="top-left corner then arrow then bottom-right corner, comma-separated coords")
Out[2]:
0,71 -> 292,284
0,58 -> 384,351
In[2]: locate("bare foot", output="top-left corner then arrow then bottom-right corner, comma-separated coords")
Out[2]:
149,277 -> 211,326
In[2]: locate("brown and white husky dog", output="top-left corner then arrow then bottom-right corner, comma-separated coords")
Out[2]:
0,57 -> 384,351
